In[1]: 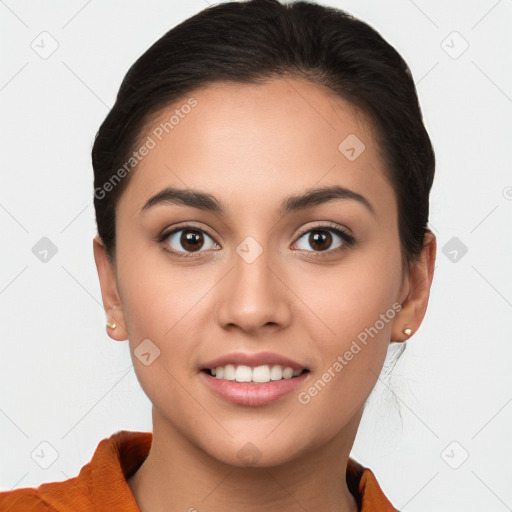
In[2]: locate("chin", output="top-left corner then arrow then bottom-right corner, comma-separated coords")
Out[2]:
200,433 -> 312,470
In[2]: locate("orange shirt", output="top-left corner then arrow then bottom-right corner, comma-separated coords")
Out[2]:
0,430 -> 398,511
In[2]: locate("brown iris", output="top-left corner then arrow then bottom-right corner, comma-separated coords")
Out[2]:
180,230 -> 205,252
308,230 -> 332,252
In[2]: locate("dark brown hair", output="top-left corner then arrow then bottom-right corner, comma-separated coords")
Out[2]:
92,0 -> 435,267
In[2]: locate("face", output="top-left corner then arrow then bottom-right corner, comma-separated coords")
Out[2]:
95,77 -> 433,467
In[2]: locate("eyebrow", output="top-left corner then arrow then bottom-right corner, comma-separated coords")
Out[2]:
140,185 -> 375,218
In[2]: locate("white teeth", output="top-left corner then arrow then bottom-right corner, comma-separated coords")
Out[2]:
235,365 -> 252,382
282,367 -> 294,379
252,365 -> 271,383
224,364 -> 236,380
269,365 -> 282,380
210,364 -> 303,383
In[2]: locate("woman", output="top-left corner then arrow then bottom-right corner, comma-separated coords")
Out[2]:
0,0 -> 436,510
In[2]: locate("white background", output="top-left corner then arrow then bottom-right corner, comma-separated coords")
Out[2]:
1,1 -> 511,511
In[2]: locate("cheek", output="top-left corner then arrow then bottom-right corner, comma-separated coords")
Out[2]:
298,246 -> 402,342
118,265 -> 208,410
116,236 -> 197,334
293,248 -> 401,407
116,247 -> 218,372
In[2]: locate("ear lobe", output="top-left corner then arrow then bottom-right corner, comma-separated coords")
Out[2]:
92,235 -> 129,341
391,230 -> 437,342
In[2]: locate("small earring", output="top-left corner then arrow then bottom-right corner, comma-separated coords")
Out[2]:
106,321 -> 117,329
403,328 -> 412,336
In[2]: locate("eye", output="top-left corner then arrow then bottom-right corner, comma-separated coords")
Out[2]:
292,224 -> 354,256
158,225 -> 220,257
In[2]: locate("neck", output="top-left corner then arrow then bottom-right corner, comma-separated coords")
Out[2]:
128,407 -> 362,512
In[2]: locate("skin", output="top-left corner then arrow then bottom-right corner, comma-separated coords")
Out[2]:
93,77 -> 436,512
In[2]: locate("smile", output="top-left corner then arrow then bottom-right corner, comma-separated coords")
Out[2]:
200,351 -> 310,406
204,364 -> 307,383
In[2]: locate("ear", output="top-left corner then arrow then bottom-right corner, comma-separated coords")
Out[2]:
391,230 -> 436,342
92,235 -> 129,341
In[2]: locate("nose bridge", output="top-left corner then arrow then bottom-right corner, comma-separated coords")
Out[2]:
215,233 -> 290,332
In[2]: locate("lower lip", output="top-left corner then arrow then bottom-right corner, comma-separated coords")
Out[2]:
200,370 -> 309,406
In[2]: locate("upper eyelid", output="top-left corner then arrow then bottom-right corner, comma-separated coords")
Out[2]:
162,221 -> 350,235
162,222 -> 216,239
296,222 -> 351,237
161,222 -> 352,247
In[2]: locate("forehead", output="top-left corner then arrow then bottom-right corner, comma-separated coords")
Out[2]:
118,77 -> 395,220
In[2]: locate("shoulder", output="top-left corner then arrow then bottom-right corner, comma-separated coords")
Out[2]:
0,474 -> 101,512
0,430 -> 151,512
347,457 -> 401,512
0,486 -> 56,511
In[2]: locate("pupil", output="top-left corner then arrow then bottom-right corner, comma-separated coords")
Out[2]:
310,230 -> 331,251
182,230 -> 203,251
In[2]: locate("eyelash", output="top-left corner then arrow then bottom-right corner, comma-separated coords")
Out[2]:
157,222 -> 355,259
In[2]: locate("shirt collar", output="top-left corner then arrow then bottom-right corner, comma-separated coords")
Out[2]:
39,430 -> 397,511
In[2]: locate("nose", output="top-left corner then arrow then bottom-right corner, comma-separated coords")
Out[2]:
215,244 -> 292,334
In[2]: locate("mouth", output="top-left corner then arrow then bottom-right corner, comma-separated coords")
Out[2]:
200,365 -> 311,407
199,351 -> 311,405
201,364 -> 310,383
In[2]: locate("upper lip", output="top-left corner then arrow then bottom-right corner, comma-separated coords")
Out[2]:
202,351 -> 308,371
